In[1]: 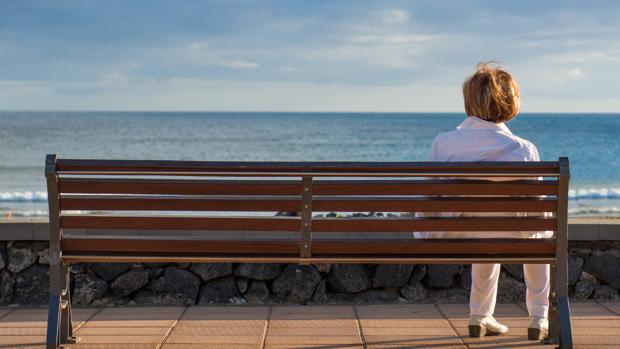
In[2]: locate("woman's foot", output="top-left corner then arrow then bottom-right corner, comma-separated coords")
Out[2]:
527,317 -> 549,340
468,315 -> 509,337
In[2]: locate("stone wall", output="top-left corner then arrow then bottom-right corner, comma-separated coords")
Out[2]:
1,240 -> 619,307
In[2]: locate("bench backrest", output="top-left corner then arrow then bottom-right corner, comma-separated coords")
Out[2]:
46,155 -> 569,264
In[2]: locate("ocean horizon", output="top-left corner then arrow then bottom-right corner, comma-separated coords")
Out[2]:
2,111 -> 619,218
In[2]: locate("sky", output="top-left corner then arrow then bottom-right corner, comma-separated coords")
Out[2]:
1,0 -> 620,112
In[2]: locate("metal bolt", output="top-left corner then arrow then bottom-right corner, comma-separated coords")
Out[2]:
304,205 -> 309,209
304,244 -> 308,248
304,223 -> 309,227
304,188 -> 309,191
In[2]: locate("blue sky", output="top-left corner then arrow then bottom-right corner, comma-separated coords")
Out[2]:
1,0 -> 619,112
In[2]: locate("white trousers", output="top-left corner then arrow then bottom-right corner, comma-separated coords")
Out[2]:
469,264 -> 550,319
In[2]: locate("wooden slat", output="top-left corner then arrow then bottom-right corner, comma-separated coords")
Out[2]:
56,159 -> 560,176
312,217 -> 556,232
58,178 -> 558,195
312,197 -> 557,212
61,236 -> 298,254
59,196 -> 556,212
60,215 -> 300,231
60,215 -> 555,232
60,254 -> 556,264
60,236 -> 554,256
313,179 -> 558,196
58,178 -> 302,195
312,238 -> 556,255
60,196 -> 300,211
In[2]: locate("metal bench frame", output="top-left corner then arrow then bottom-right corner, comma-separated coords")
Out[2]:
45,154 -> 573,348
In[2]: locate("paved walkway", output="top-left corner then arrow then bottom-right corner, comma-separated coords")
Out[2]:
0,302 -> 618,348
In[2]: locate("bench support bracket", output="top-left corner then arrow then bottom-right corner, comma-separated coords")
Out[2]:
46,154 -> 78,349
299,176 -> 313,263
549,157 -> 573,349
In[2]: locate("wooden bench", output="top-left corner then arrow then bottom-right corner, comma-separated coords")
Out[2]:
44,154 -> 573,348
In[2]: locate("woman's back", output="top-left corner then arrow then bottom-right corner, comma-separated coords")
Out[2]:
431,116 -> 538,162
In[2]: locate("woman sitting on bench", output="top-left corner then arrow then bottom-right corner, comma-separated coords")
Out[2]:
416,62 -> 550,340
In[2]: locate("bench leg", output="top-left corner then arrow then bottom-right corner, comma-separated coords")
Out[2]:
546,263 -> 559,345
556,237 -> 573,349
46,293 -> 60,349
46,262 -> 77,349
558,296 -> 573,349
60,263 -> 78,344
46,262 -> 62,349
548,251 -> 573,348
556,251 -> 573,349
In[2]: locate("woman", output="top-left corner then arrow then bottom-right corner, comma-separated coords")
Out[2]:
418,62 -> 550,340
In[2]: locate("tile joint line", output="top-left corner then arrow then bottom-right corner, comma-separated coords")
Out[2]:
598,301 -> 620,316
156,306 -> 188,349
72,306 -> 105,333
514,301 -> 529,314
353,305 -> 368,349
259,306 -> 273,349
0,307 -> 18,322
434,303 -> 470,349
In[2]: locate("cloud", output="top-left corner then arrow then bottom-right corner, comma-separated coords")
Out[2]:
268,17 -> 317,32
565,68 -> 585,79
4,73 -> 620,113
349,34 -> 434,45
181,41 -> 260,69
2,1 -> 620,111
280,66 -> 299,72
100,72 -> 130,85
0,77 -> 459,112
381,9 -> 410,24
217,60 -> 259,69
543,51 -> 619,64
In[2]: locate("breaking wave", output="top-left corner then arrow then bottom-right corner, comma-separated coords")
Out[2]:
2,188 -> 620,202
0,191 -> 48,203
569,188 -> 620,200
568,206 -> 620,215
0,209 -> 48,217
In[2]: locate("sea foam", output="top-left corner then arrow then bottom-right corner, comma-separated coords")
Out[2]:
0,191 -> 48,203
2,188 -> 620,202
568,206 -> 620,215
569,187 -> 620,200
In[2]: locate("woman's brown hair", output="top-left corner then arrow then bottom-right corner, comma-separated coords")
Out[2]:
462,62 -> 520,123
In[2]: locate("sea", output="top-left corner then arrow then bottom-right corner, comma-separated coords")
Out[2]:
1,111 -> 619,218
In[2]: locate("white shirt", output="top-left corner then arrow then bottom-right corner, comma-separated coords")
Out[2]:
414,116 -> 553,239
430,116 -> 539,162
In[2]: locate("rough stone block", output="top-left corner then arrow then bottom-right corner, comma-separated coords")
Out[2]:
328,264 -> 371,293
